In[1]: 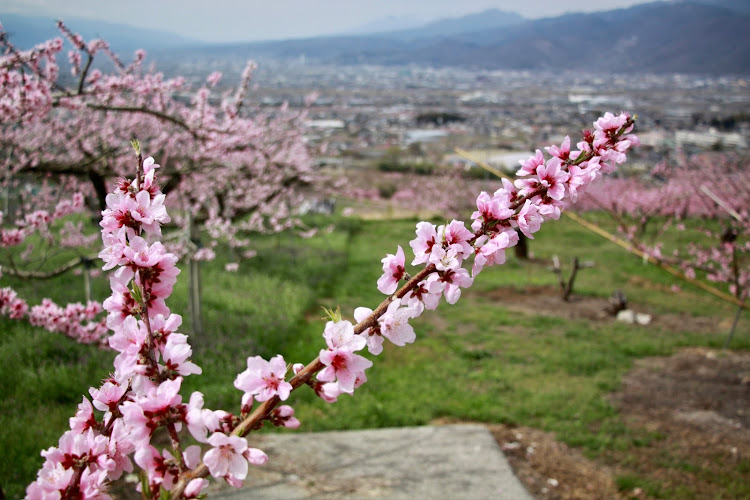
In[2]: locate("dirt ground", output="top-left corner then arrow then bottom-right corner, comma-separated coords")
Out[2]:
477,285 -> 750,500
483,347 -> 750,500
484,284 -> 722,334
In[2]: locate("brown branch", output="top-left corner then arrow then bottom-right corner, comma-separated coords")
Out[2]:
82,104 -> 198,137
77,53 -> 93,95
1,255 -> 94,280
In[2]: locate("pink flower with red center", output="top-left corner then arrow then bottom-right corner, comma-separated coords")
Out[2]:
517,149 -> 545,177
130,190 -> 170,237
234,355 -> 292,402
270,405 -> 300,429
428,267 -> 474,304
403,280 -> 442,313
472,231 -> 515,277
409,221 -> 437,265
134,445 -> 180,490
515,200 -> 543,239
567,158 -> 601,202
162,334 -> 202,377
41,428 -> 110,472
100,192 -> 140,237
594,111 -> 627,134
122,237 -> 167,269
203,433 -> 259,483
69,397 -> 97,433
353,307 -> 385,355
318,345 -> 373,394
545,136 -> 571,161
471,192 -> 514,232
536,158 -> 570,201
377,245 -> 406,295
378,299 -> 420,346
323,320 -> 366,351
440,220 -> 474,259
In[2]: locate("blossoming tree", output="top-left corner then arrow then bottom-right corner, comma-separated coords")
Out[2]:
0,21 -> 316,333
574,153 -> 748,341
24,112 -> 638,499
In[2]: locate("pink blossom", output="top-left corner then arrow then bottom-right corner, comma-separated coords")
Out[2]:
410,221 -> 437,265
323,320 -> 366,351
234,355 -> 292,402
536,158 -> 570,201
377,245 -> 406,295
378,299 -> 420,346
403,280 -> 442,313
545,136 -> 571,161
69,397 -> 97,433
515,200 -> 543,239
440,220 -> 474,259
162,334 -> 202,377
471,191 -> 514,232
429,245 -> 460,271
517,149 -> 545,176
26,462 -> 73,499
472,231 -> 514,277
428,268 -> 474,304
204,433 -> 251,482
354,307 -> 385,355
270,405 -> 301,429
318,346 -> 373,394
186,391 -> 221,443
185,478 -> 209,498
134,445 -> 180,490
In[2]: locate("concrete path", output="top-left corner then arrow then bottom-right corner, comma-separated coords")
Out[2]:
212,424 -> 533,500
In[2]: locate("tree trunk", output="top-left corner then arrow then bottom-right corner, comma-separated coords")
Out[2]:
515,231 -> 529,260
187,213 -> 204,335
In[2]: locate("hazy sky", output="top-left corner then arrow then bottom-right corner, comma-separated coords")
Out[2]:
2,0 -> 656,42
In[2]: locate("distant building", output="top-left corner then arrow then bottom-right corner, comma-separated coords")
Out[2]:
675,129 -> 747,149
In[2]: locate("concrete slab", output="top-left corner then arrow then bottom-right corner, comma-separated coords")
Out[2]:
212,424 -> 533,500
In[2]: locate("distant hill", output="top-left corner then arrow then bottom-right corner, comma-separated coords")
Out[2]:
371,9 -> 526,40
0,13 -> 200,51
196,1 -> 750,75
682,0 -> 750,15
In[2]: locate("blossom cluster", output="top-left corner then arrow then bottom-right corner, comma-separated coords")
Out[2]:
0,190 -> 107,344
0,192 -> 85,248
1,22 -> 314,272
573,151 -> 748,301
29,113 -> 637,499
0,291 -> 107,345
27,156 -> 272,499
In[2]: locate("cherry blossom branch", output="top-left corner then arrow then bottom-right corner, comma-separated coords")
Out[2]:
26,112 -> 638,500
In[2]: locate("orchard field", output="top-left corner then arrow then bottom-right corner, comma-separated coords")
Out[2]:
2,16 -> 748,500
2,210 -> 748,499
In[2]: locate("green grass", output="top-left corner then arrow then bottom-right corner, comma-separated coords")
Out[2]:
1,214 -> 748,498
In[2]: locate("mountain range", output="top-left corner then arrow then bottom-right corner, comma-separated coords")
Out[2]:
203,1 -> 750,74
0,13 -> 199,51
2,0 -> 749,75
